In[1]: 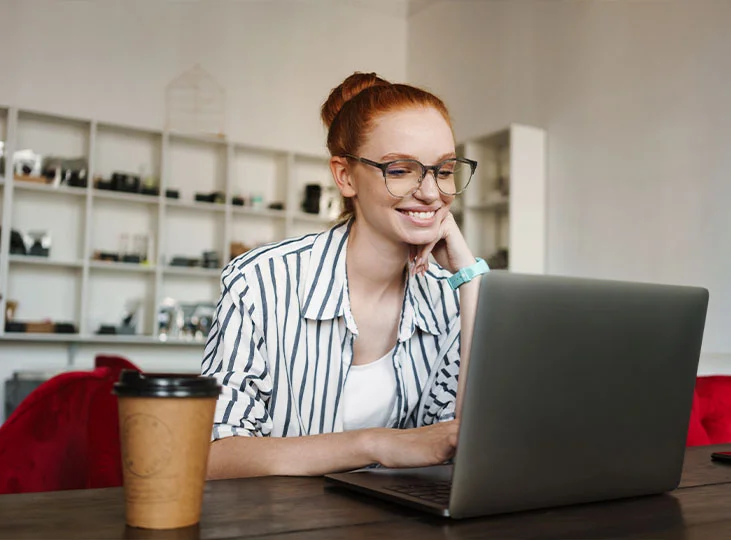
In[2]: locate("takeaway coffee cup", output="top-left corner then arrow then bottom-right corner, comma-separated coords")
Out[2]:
114,371 -> 221,530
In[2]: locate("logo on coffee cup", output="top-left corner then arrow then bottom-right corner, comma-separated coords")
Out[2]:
122,413 -> 174,478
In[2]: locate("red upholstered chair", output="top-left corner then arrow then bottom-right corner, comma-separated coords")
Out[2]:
687,376 -> 731,447
0,355 -> 140,494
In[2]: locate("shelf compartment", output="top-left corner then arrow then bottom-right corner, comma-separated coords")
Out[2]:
165,199 -> 226,213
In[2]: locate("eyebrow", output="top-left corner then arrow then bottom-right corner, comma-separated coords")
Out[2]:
380,152 -> 457,162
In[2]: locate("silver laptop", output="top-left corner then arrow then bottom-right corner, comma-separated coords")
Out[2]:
325,271 -> 708,519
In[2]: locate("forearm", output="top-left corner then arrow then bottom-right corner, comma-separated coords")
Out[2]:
455,277 -> 480,419
207,428 -> 380,479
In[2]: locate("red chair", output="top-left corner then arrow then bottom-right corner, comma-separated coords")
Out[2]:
0,355 -> 140,494
687,376 -> 731,447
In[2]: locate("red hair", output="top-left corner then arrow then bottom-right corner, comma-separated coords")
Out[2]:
321,72 -> 453,222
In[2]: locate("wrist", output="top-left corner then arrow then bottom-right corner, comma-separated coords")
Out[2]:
361,428 -> 388,466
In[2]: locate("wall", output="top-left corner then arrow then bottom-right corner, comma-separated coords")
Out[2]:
0,0 -> 408,421
408,0 -> 731,372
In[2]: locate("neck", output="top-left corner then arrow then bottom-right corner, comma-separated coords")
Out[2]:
346,219 -> 408,299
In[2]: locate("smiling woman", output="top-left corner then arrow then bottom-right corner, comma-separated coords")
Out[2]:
201,72 -> 486,479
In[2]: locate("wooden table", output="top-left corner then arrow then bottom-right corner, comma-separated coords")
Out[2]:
3,445 -> 731,539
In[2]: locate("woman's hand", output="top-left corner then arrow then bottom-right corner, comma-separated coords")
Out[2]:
368,420 -> 459,469
409,209 -> 475,276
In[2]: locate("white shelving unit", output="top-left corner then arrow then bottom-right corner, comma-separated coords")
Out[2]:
455,124 -> 547,274
0,106 -> 334,347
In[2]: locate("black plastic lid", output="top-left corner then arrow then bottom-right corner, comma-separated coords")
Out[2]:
113,370 -> 221,398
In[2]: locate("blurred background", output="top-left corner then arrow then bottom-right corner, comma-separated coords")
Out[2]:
0,0 -> 728,422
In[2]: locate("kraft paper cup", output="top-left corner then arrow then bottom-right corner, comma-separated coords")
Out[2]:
114,371 -> 221,530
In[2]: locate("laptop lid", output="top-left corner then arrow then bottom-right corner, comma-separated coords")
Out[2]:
449,272 -> 708,518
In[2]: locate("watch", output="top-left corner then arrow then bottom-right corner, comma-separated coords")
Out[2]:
447,257 -> 489,290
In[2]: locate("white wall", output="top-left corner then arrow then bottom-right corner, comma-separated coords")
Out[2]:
0,0 -> 408,421
408,0 -> 731,372
0,0 -> 407,155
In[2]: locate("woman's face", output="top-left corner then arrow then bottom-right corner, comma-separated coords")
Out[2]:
349,107 -> 456,249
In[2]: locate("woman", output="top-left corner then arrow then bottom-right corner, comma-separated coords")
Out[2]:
202,72 -> 486,479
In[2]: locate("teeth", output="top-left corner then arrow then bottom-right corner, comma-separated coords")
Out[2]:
406,211 -> 435,220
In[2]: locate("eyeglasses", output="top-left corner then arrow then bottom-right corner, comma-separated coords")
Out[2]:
342,153 -> 477,198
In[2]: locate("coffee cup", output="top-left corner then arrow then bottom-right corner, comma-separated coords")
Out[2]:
114,371 -> 221,530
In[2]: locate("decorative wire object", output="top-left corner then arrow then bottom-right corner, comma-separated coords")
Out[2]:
165,64 -> 226,138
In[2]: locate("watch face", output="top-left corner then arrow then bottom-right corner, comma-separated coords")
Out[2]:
122,413 -> 174,478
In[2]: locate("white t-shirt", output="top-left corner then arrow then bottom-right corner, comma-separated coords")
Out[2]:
342,349 -> 397,431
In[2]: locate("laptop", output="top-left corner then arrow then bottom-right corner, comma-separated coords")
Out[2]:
325,271 -> 709,519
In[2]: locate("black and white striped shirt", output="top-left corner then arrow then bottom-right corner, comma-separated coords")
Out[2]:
201,220 -> 462,440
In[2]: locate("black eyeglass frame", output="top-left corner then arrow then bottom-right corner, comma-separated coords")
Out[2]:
342,153 -> 478,198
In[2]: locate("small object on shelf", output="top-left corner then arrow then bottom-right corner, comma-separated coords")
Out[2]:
250,193 -> 264,209
268,202 -> 285,211
26,231 -> 51,257
9,230 -> 27,255
302,184 -> 322,214
94,251 -> 121,262
118,299 -> 142,335
165,189 -> 180,199
5,321 -> 27,333
320,187 -> 341,221
95,177 -> 114,191
111,172 -> 141,193
194,191 -> 225,204
169,256 -> 200,267
202,250 -> 219,269
96,325 -> 117,335
121,254 -> 142,264
140,186 -> 159,196
41,156 -> 88,188
13,149 -> 42,178
66,174 -> 88,188
486,248 -> 509,270
6,300 -> 18,322
232,196 -> 245,206
54,322 -> 77,334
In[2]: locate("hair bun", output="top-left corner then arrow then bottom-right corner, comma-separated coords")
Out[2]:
321,72 -> 390,129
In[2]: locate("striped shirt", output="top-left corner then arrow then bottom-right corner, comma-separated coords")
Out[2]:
201,219 -> 462,440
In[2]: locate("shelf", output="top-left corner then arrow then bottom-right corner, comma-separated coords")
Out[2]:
0,333 -> 205,346
169,131 -> 228,146
1,333 -> 82,343
165,199 -> 226,213
232,206 -> 287,220
93,189 -> 160,205
164,266 -> 221,278
293,211 -> 334,224
13,179 -> 87,197
89,261 -> 156,273
8,255 -> 83,269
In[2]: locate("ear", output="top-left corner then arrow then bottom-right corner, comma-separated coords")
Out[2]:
330,156 -> 357,199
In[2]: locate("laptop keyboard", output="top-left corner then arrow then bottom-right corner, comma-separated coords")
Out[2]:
384,480 -> 452,506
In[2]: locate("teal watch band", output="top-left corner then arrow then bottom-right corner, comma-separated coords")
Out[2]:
447,257 -> 489,290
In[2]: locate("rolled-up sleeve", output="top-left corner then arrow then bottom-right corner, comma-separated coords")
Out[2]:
419,326 -> 461,426
201,266 -> 273,440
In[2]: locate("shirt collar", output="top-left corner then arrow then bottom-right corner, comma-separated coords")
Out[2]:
299,220 -> 443,339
